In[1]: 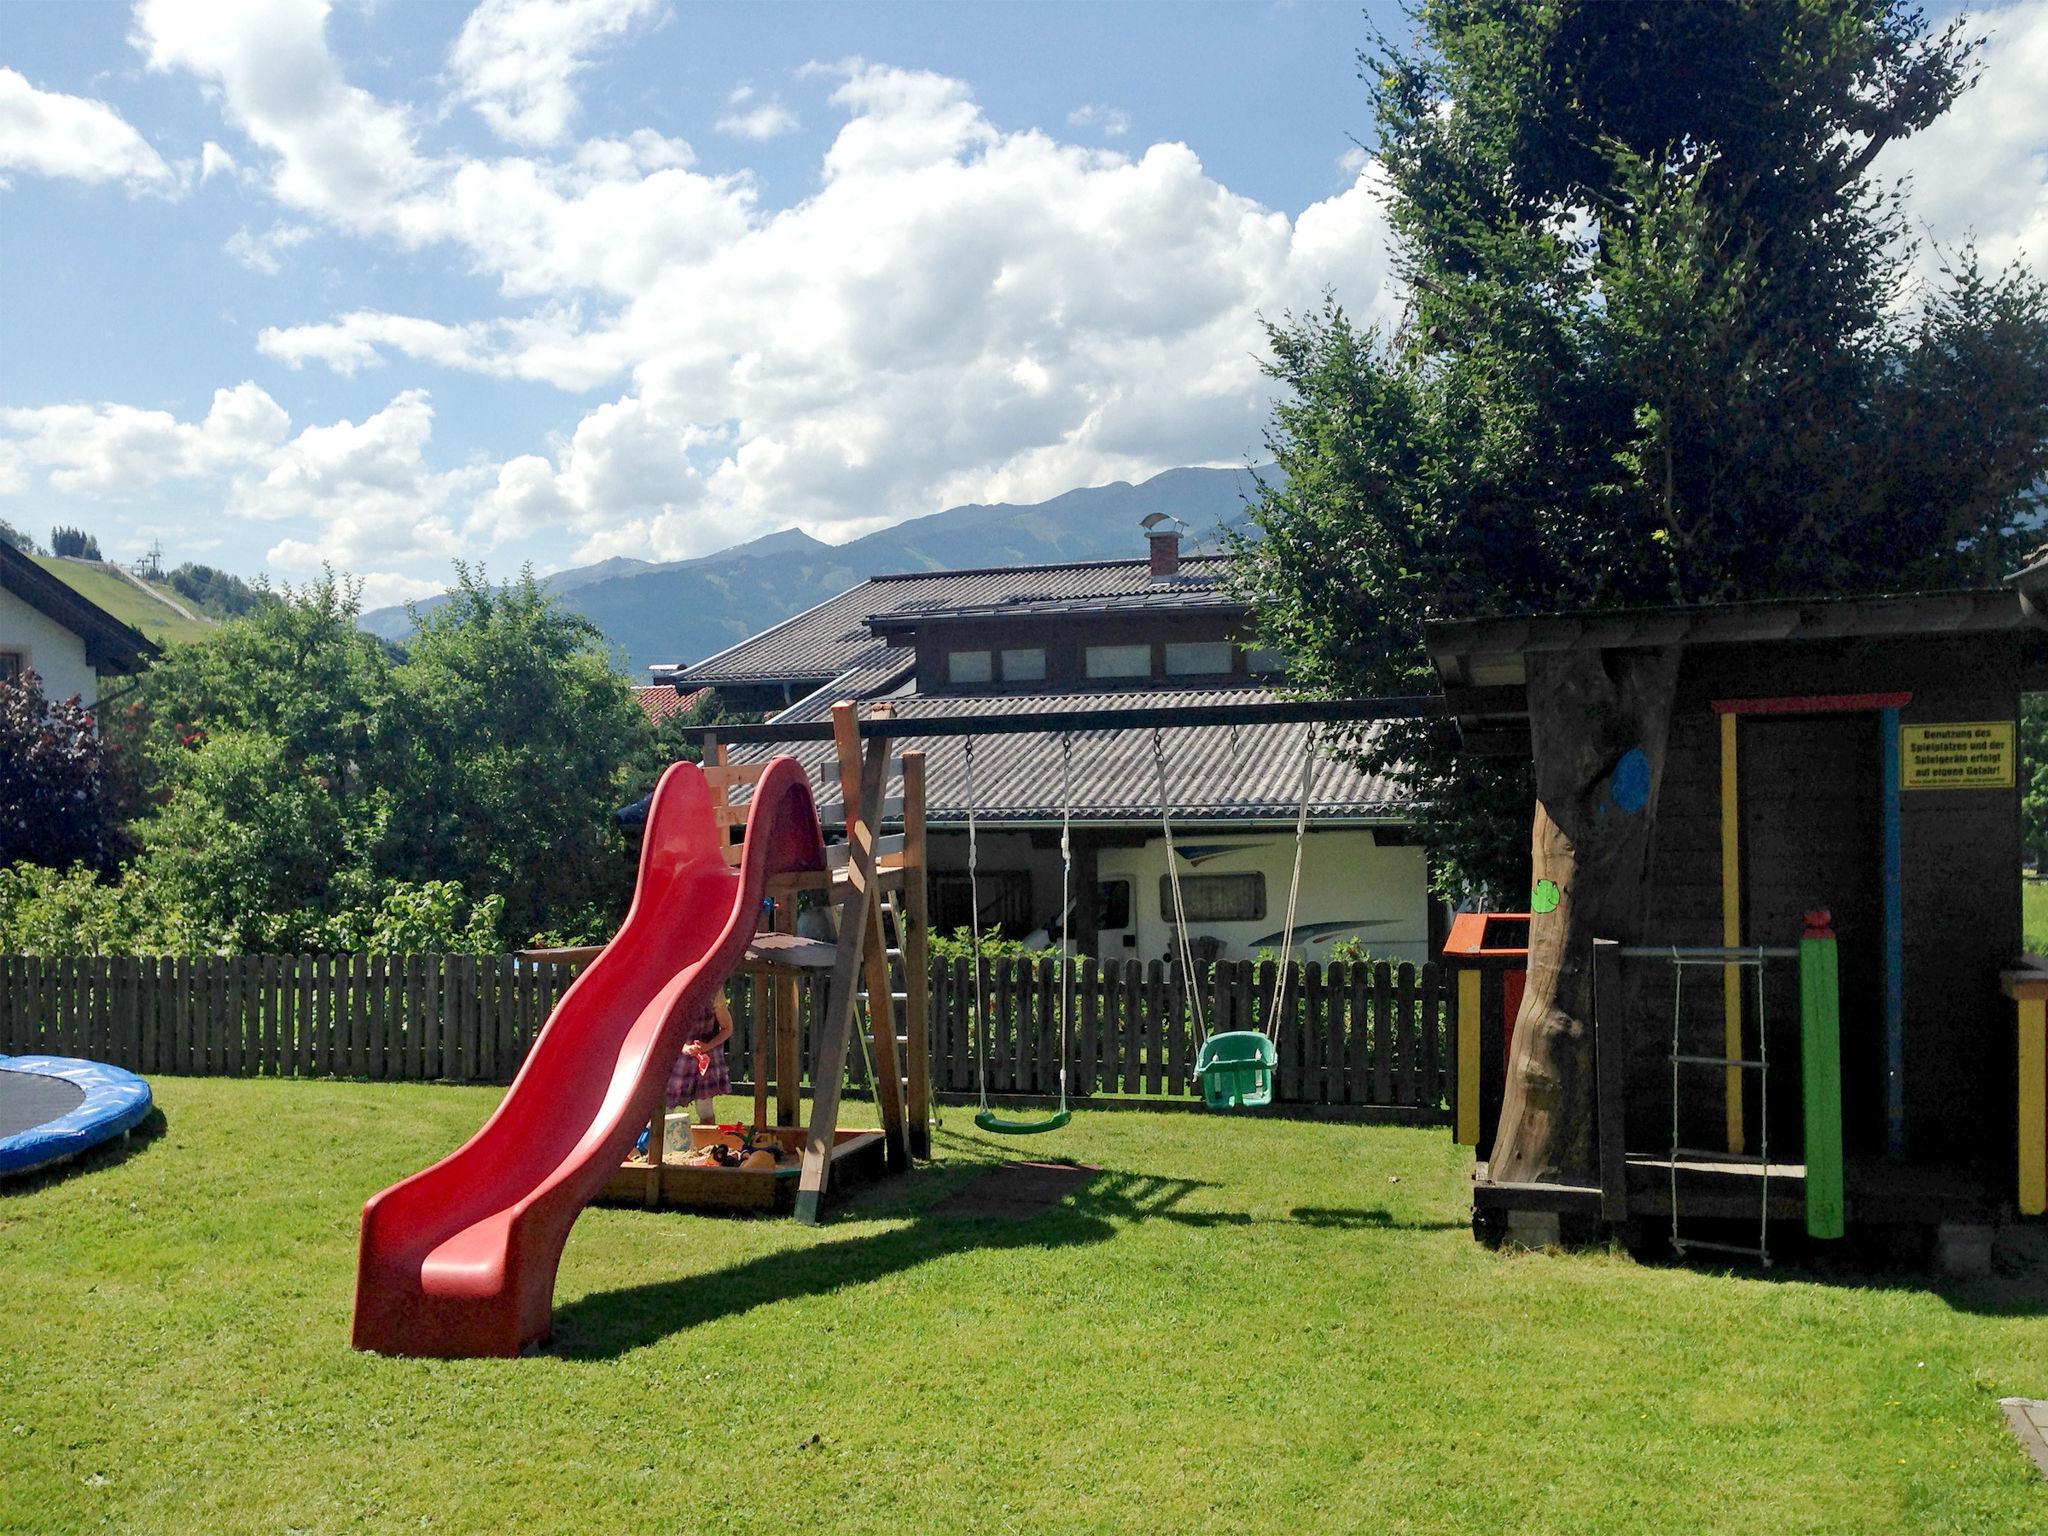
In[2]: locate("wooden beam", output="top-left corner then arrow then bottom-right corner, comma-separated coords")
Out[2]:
794,724 -> 892,1224
832,703 -> 909,1171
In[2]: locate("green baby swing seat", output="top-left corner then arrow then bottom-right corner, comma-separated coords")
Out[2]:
1194,1030 -> 1278,1109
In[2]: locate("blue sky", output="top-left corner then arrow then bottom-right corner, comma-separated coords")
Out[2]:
1,1 -> 2042,607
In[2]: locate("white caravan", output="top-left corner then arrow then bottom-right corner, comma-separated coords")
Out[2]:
1092,828 -> 1429,967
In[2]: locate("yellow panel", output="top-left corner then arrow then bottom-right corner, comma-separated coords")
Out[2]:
1719,712 -> 1746,1155
2020,998 -> 2047,1217
1456,969 -> 1481,1146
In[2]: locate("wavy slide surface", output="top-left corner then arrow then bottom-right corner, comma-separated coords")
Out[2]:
352,756 -> 823,1357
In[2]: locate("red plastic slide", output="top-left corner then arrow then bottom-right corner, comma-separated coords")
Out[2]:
352,756 -> 824,1357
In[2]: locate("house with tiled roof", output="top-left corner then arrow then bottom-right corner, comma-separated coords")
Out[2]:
660,521 -> 1437,965
631,679 -> 712,726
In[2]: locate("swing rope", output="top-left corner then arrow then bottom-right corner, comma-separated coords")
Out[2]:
1151,726 -> 1209,1048
1263,725 -> 1319,1041
966,734 -> 1072,1135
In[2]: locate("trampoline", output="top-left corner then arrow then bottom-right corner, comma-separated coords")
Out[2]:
0,1055 -> 153,1180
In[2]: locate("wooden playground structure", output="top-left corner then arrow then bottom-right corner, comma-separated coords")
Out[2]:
595,700 -> 933,1222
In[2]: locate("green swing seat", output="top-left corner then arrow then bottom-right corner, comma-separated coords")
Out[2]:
1194,1030 -> 1278,1109
974,1107 -> 1073,1136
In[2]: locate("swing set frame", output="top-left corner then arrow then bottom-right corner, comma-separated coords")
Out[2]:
667,691 -> 1459,1205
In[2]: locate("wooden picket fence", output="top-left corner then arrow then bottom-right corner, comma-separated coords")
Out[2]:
0,953 -> 1451,1116
0,954 -> 582,1083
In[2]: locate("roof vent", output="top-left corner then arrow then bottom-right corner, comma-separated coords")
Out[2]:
1140,512 -> 1182,578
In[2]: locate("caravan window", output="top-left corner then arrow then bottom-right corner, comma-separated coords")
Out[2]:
1098,879 -> 1131,930
1158,872 -> 1266,923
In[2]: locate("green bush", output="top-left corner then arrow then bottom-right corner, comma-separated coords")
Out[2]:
927,926 -> 1058,964
0,864 -> 198,957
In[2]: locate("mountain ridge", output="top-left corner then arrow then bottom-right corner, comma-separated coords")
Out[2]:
360,465 -> 1267,677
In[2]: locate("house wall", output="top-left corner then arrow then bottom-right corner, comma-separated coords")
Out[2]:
0,584 -> 97,705
1632,633 -> 2024,1173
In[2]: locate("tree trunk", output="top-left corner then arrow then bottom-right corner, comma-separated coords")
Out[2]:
1489,646 -> 1681,1184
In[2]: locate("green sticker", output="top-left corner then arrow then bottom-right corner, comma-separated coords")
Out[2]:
1530,879 -> 1560,915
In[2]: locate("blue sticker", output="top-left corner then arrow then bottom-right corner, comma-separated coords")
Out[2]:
1609,748 -> 1650,814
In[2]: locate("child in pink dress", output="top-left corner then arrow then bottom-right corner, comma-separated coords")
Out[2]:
665,1001 -> 732,1125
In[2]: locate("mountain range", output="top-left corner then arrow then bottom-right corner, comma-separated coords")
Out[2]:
359,465 -> 1268,678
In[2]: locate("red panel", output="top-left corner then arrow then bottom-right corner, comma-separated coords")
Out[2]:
351,756 -> 825,1357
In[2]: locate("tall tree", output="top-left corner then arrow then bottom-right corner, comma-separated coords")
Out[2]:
1235,1 -> 2048,1181
390,565 -> 647,945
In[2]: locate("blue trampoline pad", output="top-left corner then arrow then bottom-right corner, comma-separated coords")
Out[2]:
0,1055 -> 153,1179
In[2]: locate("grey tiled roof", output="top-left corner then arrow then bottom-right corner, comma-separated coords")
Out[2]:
677,555 -> 1237,686
730,686 -> 1409,826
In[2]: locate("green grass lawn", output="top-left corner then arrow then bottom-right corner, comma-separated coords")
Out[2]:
2025,877 -> 2048,954
2,1079 -> 2041,1535
29,555 -> 215,647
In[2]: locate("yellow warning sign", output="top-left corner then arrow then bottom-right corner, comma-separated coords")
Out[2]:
1900,721 -> 2015,790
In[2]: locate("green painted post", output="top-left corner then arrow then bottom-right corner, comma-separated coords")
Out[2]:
1799,910 -> 1845,1239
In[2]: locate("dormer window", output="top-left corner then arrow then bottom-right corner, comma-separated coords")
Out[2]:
1085,644 -> 1150,680
1164,641 -> 1232,676
1246,646 -> 1286,675
947,649 -> 993,684
1001,647 -> 1046,683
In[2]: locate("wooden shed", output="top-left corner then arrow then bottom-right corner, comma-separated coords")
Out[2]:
1426,585 -> 2047,1254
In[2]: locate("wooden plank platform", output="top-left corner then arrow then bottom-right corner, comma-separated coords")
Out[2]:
596,1124 -> 886,1213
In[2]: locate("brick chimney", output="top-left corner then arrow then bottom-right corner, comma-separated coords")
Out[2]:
1141,513 -> 1181,577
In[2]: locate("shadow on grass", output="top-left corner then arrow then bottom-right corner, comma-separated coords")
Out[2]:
0,1104 -> 168,1196
548,1162 -> 1454,1359
1621,1219 -> 2048,1318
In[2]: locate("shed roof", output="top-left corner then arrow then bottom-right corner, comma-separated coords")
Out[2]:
674,554 -> 1237,687
0,544 -> 159,677
1424,586 -> 2041,752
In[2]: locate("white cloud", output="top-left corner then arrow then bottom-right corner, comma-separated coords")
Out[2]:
117,13 -> 1405,570
0,66 -> 174,190
224,221 -> 313,274
716,102 -> 798,141
0,383 -> 289,495
0,383 -> 480,585
448,0 -> 662,147
1877,0 -> 2048,281
199,140 -> 238,181
138,26 -> 1400,563
1066,103 -> 1131,138
244,390 -> 479,575
257,305 -> 631,389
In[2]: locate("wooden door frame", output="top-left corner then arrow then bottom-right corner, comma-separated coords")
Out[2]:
1711,692 -> 1908,1158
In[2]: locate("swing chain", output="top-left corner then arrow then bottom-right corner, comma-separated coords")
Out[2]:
1264,724 -> 1319,1041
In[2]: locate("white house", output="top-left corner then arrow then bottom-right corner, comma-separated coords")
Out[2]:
654,523 -> 1444,966
0,542 -> 156,707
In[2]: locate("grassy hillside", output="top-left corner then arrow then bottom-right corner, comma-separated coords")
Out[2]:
31,555 -> 215,647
